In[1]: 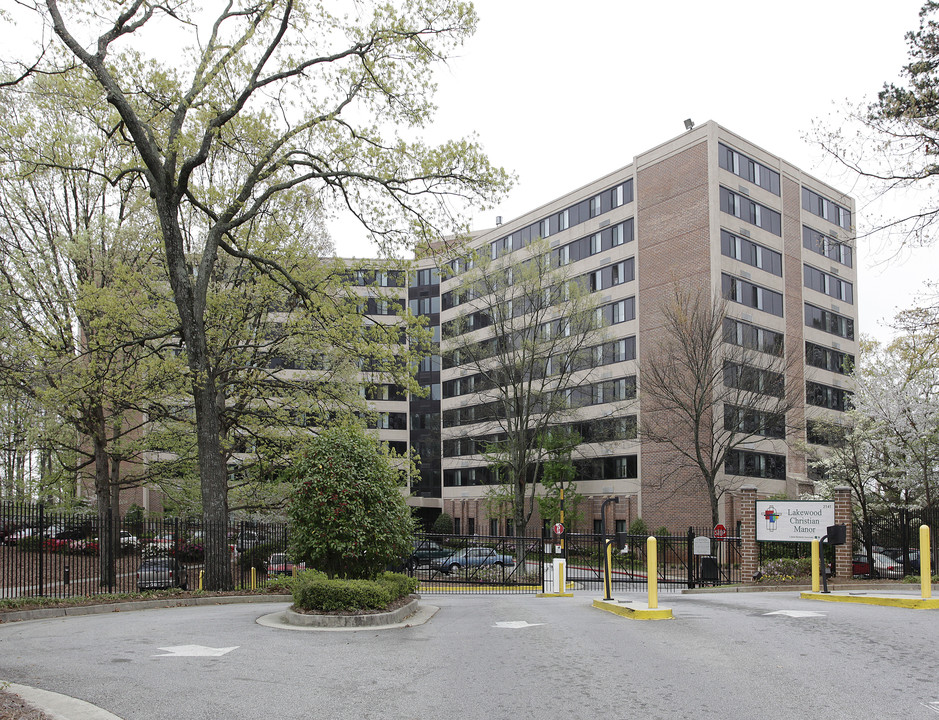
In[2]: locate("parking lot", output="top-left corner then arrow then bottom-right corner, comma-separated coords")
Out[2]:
1,588 -> 937,719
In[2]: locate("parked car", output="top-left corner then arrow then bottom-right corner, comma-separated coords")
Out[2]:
852,554 -> 875,578
136,557 -> 188,590
267,552 -> 305,576
870,552 -> 905,579
431,547 -> 514,574
402,539 -> 451,570
236,530 -> 265,553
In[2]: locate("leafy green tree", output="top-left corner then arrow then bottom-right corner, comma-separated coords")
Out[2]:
10,0 -> 508,588
431,512 -> 454,535
287,425 -> 415,580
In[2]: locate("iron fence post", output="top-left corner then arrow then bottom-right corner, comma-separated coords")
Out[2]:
687,527 -> 695,590
107,508 -> 114,593
38,502 -> 44,598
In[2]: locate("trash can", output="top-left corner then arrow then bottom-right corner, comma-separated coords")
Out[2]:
700,555 -> 720,583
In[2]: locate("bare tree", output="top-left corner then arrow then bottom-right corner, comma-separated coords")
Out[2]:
442,239 -> 609,536
641,285 -> 798,525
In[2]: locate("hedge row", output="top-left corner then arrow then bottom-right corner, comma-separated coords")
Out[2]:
291,570 -> 418,612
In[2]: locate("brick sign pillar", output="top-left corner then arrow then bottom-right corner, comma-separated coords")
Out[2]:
739,485 -> 759,583
834,486 -> 853,580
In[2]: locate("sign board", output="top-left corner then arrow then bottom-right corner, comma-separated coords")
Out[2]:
713,524 -> 727,539
693,536 -> 711,556
553,522 -> 564,535
755,501 -> 835,542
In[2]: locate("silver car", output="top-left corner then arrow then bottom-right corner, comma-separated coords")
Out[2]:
136,558 -> 188,590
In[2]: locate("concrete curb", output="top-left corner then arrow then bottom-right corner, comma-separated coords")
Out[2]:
5,682 -> 124,720
257,600 -> 438,632
0,595 -> 293,623
800,591 -> 939,608
283,594 -> 422,628
592,597 -> 673,620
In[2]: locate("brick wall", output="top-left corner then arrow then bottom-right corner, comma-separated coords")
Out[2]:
781,175 -> 807,492
637,139 -> 715,530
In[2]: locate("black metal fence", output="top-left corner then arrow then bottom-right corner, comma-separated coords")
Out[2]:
0,502 -> 290,599
544,528 -> 741,593
856,507 -> 939,578
1,502 -> 753,600
401,533 -> 544,594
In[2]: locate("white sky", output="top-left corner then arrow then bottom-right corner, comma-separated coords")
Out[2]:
4,0 -> 933,343
337,0 -> 936,344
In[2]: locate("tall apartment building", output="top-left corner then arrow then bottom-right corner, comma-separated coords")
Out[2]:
93,121 -> 856,531
401,120 -> 857,534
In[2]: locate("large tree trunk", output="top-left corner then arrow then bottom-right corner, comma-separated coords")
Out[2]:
91,416 -> 115,589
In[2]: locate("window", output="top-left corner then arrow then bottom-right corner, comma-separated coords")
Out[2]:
723,318 -> 784,356
610,297 -> 636,324
557,245 -> 570,266
410,267 -> 440,287
719,187 -> 782,236
723,361 -> 785,398
589,270 -> 603,292
718,143 -> 781,195
589,233 -> 602,255
721,273 -> 784,317
723,404 -> 785,439
611,180 -> 633,208
559,209 -> 570,231
611,222 -> 624,246
806,381 -> 853,412
610,336 -> 637,363
804,264 -> 853,304
805,341 -> 854,374
804,303 -> 854,340
540,219 -> 551,238
489,519 -> 499,536
803,226 -> 852,267
720,230 -> 782,276
802,188 -> 851,230
725,450 -> 786,480
590,196 -> 601,218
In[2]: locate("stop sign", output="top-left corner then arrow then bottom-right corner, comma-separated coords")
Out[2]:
553,522 -> 565,535
714,524 -> 727,539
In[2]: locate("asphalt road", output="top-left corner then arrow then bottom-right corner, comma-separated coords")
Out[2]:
1,589 -> 937,720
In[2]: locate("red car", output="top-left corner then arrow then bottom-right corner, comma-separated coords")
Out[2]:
267,553 -> 304,575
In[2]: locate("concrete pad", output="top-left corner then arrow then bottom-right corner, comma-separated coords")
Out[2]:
592,598 -> 673,620
800,591 -> 939,609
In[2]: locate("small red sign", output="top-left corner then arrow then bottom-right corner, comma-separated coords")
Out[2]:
713,524 -> 727,539
553,522 -> 565,535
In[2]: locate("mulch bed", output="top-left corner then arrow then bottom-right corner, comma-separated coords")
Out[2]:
0,690 -> 53,720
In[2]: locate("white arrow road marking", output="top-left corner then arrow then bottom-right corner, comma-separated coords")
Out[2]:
764,610 -> 826,618
494,621 -> 544,629
154,645 -> 239,657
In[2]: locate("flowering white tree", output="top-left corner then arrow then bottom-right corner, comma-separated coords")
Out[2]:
854,336 -> 939,508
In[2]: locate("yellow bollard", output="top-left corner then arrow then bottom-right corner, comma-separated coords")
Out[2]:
921,525 -> 932,600
647,536 -> 658,609
199,570 -> 204,591
811,540 -> 820,593
251,566 -> 257,590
